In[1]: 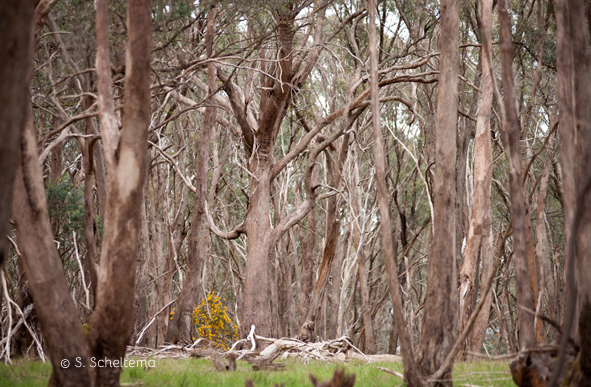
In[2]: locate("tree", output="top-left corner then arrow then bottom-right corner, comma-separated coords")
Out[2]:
10,0 -> 152,385
458,0 -> 494,359
0,0 -> 36,268
415,0 -> 460,383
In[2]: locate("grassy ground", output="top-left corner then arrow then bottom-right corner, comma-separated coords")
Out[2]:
0,357 -> 515,386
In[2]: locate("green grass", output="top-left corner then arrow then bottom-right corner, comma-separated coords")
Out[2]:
0,357 -> 516,386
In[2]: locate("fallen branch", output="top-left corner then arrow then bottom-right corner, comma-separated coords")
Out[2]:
378,366 -> 405,380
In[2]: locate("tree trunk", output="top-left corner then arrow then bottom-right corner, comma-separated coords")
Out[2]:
0,0 -> 35,268
459,0 -> 494,359
568,0 -> 591,383
82,122 -> 99,310
298,166 -> 318,328
556,0 -> 577,332
88,0 -> 151,385
240,12 -> 296,338
149,165 -> 168,346
13,106 -> 94,386
536,132 -> 558,327
329,228 -> 349,339
132,185 -> 151,346
358,250 -> 375,354
497,0 -> 537,350
416,0 -> 459,383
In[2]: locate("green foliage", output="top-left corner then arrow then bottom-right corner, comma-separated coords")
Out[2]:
45,177 -> 85,242
191,292 -> 238,350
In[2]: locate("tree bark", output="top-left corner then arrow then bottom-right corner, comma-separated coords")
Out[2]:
13,106 -> 94,386
132,184 -> 151,346
567,0 -> 591,383
298,165 -> 319,329
536,132 -> 558,326
458,0 -> 494,359
329,228 -> 349,339
88,0 -> 152,385
416,0 -> 459,383
556,0 -> 577,333
497,0 -> 537,351
0,0 -> 36,267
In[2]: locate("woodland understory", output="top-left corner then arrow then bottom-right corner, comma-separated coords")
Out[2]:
1,0 -> 591,386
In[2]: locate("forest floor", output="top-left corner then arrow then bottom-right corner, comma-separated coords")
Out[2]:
0,357 -> 515,386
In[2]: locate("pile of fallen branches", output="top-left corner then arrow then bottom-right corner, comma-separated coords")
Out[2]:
126,325 -> 401,372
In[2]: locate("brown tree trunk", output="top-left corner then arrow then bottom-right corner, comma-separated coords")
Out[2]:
149,165 -> 168,346
556,0 -> 576,331
82,124 -> 99,310
458,0 -> 494,359
88,0 -> 151,385
536,132 -> 558,327
132,185 -> 151,346
6,2 -> 94,384
240,13 -> 296,338
358,250 -> 375,354
0,0 -> 35,267
13,106 -> 94,386
568,0 -> 591,383
416,0 -> 459,382
498,0 -> 536,350
329,227 -> 349,339
298,166 -> 318,328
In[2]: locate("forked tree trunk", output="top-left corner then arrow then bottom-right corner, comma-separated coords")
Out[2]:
88,0 -> 152,385
239,12 -> 296,338
458,0 -> 494,359
416,0 -> 459,383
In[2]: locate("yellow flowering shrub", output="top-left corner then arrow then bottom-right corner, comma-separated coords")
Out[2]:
192,292 -> 238,350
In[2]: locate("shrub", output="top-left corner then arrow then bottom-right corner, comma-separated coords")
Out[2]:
192,292 -> 238,350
